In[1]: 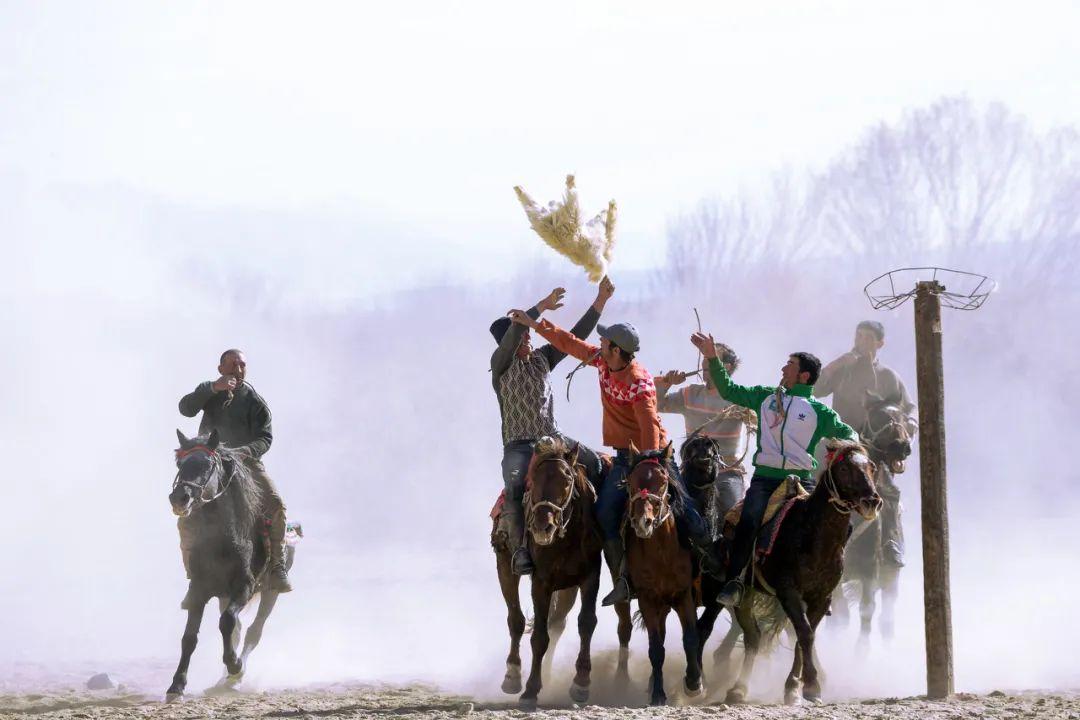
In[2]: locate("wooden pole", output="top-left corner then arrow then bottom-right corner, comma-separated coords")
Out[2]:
914,280 -> 954,699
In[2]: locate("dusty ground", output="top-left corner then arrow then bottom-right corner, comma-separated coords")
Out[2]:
1,684 -> 1078,720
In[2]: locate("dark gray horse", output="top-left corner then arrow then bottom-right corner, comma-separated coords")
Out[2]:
829,396 -> 912,643
165,429 -> 295,701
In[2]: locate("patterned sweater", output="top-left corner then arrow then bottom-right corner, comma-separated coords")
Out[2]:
491,305 -> 600,445
657,384 -> 751,457
534,320 -> 667,451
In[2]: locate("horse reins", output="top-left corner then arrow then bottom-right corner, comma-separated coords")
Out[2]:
821,449 -> 857,515
524,456 -> 579,539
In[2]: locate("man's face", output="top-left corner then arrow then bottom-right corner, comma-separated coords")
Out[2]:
600,337 -> 622,366
516,330 -> 532,358
781,356 -> 805,389
219,352 -> 247,383
854,328 -> 884,357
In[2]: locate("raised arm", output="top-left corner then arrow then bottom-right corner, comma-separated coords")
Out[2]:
491,307 -> 540,385
814,352 -> 858,398
531,317 -> 600,364
540,276 -> 614,370
179,381 -> 217,417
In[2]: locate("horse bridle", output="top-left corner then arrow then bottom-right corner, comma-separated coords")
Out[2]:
525,456 -> 579,539
626,456 -> 672,527
822,448 -> 874,516
861,409 -> 909,459
172,445 -> 232,505
681,435 -> 724,491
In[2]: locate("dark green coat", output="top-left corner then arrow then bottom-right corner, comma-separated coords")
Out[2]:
178,381 -> 273,458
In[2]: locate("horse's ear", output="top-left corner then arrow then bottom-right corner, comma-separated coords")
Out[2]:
662,441 -> 674,462
565,442 -> 580,467
207,429 -> 221,450
628,439 -> 640,460
176,429 -> 190,447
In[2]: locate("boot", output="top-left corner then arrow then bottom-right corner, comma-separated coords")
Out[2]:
268,512 -> 293,593
506,505 -> 534,576
601,538 -> 635,606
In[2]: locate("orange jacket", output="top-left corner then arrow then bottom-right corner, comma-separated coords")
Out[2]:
535,319 -> 667,451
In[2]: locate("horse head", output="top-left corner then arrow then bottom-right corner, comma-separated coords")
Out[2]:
626,441 -> 674,539
821,440 -> 883,521
525,436 -> 581,547
679,433 -> 721,491
862,392 -> 913,473
170,429 -> 227,517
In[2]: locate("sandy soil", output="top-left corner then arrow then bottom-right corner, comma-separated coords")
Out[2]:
1,684 -> 1078,720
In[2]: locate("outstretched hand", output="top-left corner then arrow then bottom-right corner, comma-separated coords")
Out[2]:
690,332 -> 719,359
537,287 -> 566,313
659,369 -> 690,386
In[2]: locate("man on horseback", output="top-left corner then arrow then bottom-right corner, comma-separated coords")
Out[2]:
656,342 -> 755,519
178,349 -> 292,607
491,277 -> 614,576
815,320 -> 917,569
690,333 -> 857,609
514,314 -> 722,606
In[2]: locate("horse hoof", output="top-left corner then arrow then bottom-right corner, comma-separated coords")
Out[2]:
649,694 -> 668,706
501,676 -> 522,695
569,682 -> 590,703
518,696 -> 538,711
725,687 -> 747,704
684,679 -> 703,698
165,692 -> 183,704
784,689 -> 801,705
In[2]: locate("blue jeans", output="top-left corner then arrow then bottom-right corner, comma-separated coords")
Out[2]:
726,473 -> 785,581
501,435 -> 603,504
595,449 -> 709,543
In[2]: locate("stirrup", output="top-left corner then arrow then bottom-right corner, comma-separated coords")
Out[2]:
511,547 -> 534,576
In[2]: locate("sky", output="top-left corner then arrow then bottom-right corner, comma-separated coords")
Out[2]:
3,1 -> 1080,301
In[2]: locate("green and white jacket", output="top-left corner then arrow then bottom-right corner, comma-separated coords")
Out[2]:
706,357 -> 857,480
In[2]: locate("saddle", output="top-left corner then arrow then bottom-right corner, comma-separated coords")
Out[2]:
723,475 -> 809,560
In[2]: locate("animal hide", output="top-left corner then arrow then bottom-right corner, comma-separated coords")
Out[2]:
514,175 -> 616,282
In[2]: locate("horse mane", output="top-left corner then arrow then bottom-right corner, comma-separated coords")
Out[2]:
631,449 -> 690,510
528,436 -> 592,498
823,437 -> 869,459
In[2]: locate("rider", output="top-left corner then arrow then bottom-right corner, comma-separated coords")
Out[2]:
814,320 -> 917,569
656,342 -> 755,519
690,332 -> 857,609
178,349 -> 292,608
515,313 -> 722,606
492,278 -> 614,576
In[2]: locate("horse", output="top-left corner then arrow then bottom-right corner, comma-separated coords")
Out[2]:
165,430 -> 294,701
624,441 -> 703,706
829,395 -> 913,642
679,434 -> 743,681
725,440 -> 882,705
490,437 -> 632,709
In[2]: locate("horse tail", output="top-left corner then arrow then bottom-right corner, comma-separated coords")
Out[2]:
750,592 -> 791,652
631,610 -> 646,631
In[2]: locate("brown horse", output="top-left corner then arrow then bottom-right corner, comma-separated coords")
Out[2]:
491,437 -> 632,709
725,440 -> 882,705
624,441 -> 703,706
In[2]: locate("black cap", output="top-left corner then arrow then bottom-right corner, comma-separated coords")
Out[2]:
490,317 -> 512,344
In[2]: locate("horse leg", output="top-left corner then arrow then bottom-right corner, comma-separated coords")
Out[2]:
569,571 -> 600,704
801,600 -> 830,702
166,598 -> 207,701
880,563 -> 900,641
613,600 -> 632,688
829,582 -> 850,627
696,601 -> 720,673
496,547 -> 525,695
725,601 -> 758,704
776,590 -> 814,704
543,587 -> 577,685
712,610 -> 741,681
641,600 -> 669,706
219,597 -> 246,679
520,581 -> 553,709
676,592 -> 703,698
240,591 -> 280,668
858,577 -> 876,651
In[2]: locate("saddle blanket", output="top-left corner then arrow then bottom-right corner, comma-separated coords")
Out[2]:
724,475 -> 809,560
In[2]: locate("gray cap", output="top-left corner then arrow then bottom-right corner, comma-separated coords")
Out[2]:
597,322 -> 640,354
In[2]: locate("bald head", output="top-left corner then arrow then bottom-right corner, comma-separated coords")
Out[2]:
217,349 -> 247,384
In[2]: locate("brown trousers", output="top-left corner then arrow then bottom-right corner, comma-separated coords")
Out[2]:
179,455 -> 287,578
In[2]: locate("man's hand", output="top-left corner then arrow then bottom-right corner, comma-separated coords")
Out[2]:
212,375 -> 238,393
595,275 -> 615,306
508,309 -> 539,329
691,332 -> 719,359
537,287 -> 566,313
660,370 -> 690,386
836,351 -> 861,369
